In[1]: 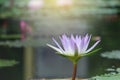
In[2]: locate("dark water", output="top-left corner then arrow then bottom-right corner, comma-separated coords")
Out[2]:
34,47 -> 88,78
0,47 -> 23,80
88,17 -> 120,76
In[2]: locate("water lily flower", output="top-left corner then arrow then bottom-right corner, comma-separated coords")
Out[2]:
47,34 -> 100,59
47,34 -> 100,80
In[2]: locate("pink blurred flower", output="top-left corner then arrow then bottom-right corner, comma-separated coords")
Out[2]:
20,20 -> 32,40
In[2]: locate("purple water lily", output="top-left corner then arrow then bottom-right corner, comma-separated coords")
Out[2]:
47,34 -> 100,80
47,34 -> 100,56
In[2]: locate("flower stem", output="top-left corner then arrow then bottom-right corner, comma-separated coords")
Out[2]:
72,63 -> 77,80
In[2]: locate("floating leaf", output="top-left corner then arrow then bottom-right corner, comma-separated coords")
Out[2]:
101,50 -> 120,59
0,59 -> 18,67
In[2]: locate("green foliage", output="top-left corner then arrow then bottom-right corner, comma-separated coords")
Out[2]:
0,59 -> 18,67
0,7 -> 26,18
81,48 -> 101,57
0,0 -> 28,18
0,0 -> 120,18
0,0 -> 9,4
0,34 -> 21,39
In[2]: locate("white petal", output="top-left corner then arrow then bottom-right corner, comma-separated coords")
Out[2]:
86,40 -> 100,53
82,34 -> 92,51
47,44 -> 63,53
52,38 -> 64,52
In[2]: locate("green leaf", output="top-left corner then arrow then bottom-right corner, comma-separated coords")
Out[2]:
81,48 -> 101,57
0,59 -> 18,67
55,48 -> 101,64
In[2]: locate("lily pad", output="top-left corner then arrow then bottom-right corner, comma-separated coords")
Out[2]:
90,73 -> 120,80
101,50 -> 120,59
0,59 -> 18,67
0,38 -> 50,47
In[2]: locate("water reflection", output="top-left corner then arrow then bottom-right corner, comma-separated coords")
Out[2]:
88,15 -> 120,76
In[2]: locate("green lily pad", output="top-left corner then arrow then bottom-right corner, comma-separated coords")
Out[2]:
101,50 -> 120,59
89,74 -> 120,80
0,59 -> 18,67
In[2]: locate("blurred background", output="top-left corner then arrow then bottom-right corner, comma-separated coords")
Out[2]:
0,0 -> 120,80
